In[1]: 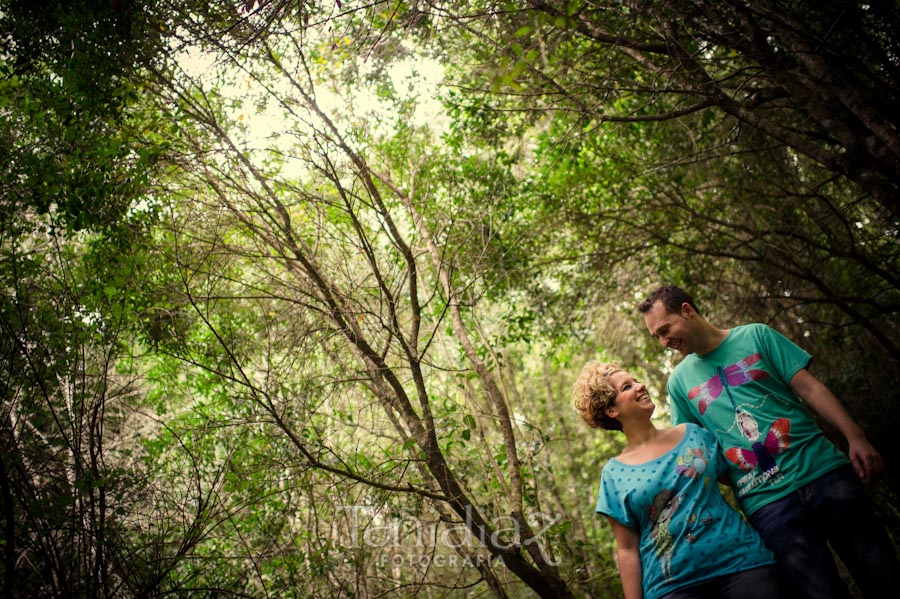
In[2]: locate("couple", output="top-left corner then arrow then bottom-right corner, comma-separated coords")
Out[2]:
574,286 -> 898,599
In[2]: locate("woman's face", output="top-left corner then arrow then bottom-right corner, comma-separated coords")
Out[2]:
607,370 -> 655,420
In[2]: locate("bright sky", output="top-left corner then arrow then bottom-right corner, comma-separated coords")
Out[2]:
177,36 -> 448,160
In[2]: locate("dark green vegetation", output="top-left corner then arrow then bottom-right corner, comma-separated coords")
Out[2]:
1,1 -> 897,597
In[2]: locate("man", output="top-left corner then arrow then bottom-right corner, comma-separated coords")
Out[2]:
639,285 -> 898,599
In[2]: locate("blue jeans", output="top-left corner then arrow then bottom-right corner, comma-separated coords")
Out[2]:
660,565 -> 786,599
748,465 -> 900,599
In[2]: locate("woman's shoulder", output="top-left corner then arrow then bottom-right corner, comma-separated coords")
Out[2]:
614,425 -> 688,465
682,421 -> 713,441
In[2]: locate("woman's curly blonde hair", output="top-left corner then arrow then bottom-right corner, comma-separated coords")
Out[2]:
573,361 -> 623,431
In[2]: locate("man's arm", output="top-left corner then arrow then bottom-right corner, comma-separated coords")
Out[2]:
607,517 -> 643,599
790,368 -> 884,481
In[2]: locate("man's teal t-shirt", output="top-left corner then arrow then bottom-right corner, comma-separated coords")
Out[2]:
667,323 -> 849,515
596,423 -> 774,599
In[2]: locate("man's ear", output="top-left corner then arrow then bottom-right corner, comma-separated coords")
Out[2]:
681,302 -> 695,318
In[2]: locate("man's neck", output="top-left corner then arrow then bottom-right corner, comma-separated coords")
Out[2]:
694,322 -> 731,356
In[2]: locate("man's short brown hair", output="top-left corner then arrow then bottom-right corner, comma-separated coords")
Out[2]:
638,285 -> 701,316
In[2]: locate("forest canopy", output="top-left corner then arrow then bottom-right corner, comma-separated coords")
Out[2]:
1,1 -> 897,597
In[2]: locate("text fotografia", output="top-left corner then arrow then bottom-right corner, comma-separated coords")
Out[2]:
376,552 -> 499,569
338,505 -> 561,565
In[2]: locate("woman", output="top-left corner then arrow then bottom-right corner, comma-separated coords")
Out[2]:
573,362 -> 785,599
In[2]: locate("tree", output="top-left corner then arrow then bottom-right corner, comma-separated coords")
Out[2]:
0,1 -> 233,597
125,3 -> 610,594
398,0 -> 900,563
407,0 -> 900,417
412,0 -> 900,218
4,1 -> 896,596
0,0 -> 171,230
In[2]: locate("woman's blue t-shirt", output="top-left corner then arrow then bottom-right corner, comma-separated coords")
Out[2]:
596,423 -> 774,599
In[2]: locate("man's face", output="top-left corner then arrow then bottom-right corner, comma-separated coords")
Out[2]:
643,300 -> 694,356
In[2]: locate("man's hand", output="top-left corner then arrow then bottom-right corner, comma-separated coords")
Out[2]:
848,435 -> 885,482
790,369 -> 885,482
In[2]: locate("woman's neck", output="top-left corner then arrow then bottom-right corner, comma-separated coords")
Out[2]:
615,422 -> 685,465
621,420 -> 663,448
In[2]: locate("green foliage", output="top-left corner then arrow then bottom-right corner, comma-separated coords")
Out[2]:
0,217 -> 159,598
0,0 -> 171,231
3,1 -> 898,598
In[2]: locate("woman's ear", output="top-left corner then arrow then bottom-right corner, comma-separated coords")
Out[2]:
604,405 -> 619,420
